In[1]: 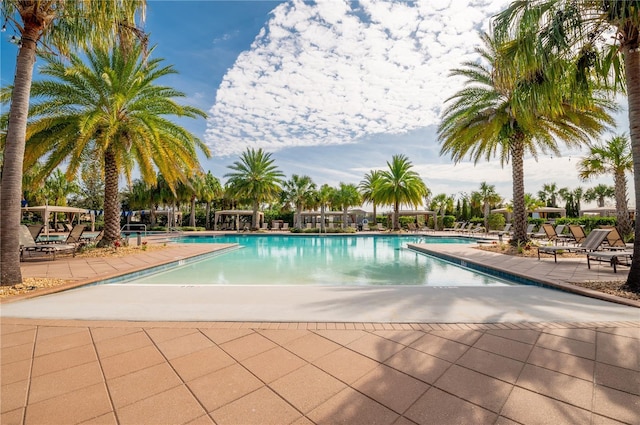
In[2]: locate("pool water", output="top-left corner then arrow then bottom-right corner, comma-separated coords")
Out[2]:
120,235 -> 513,287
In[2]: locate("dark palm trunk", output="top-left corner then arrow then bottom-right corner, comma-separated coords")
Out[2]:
510,138 -> 528,246
394,201 -> 400,230
99,148 -> 120,247
0,30 -> 39,285
205,202 -> 211,230
252,200 -> 259,230
624,44 -> 640,289
613,170 -> 632,238
190,196 -> 196,227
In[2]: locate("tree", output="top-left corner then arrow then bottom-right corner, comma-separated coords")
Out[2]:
0,0 -> 146,285
438,31 -> 614,246
200,171 -> 223,230
359,170 -> 383,222
559,187 -> 584,217
478,182 -> 502,232
584,184 -> 616,208
316,184 -> 335,232
43,169 -> 80,229
18,44 -> 209,247
282,175 -> 316,229
538,183 -> 561,208
376,154 -> 428,230
578,134 -> 634,237
331,183 -> 361,229
494,0 -> 640,294
224,148 -> 284,230
430,194 -> 453,230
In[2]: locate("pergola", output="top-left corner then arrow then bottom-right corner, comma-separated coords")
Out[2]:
214,210 -> 264,230
491,207 -> 567,220
383,210 -> 439,225
22,205 -> 92,235
297,210 -> 367,226
580,206 -> 636,220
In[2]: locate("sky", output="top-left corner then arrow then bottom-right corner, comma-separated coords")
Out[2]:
1,0 -> 632,210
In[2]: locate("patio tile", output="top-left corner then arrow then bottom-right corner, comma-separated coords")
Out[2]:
313,329 -> 366,346
258,329 -> 309,345
353,364 -> 429,414
472,333 -> 532,362
200,328 -> 255,344
170,345 -> 237,382
1,358 -> 31,386
535,333 -> 595,360
516,364 -> 593,410
0,380 -> 28,414
145,327 -> 198,343
404,387 -> 497,425
590,414 -> 628,425
24,382 -> 112,425
372,330 -> 425,346
78,411 -> 118,425
211,386 -> 301,425
28,361 -> 104,404
1,343 -> 34,365
188,364 -> 263,412
100,345 -> 165,379
35,325 -> 87,340
117,385 -> 206,425
33,328 -> 93,357
430,329 -> 483,346
384,347 -> 451,384
183,415 -> 216,425
596,332 -> 640,370
0,329 -> 36,349
595,362 -> 640,395
219,332 -> 277,361
434,364 -> 512,412
283,332 -> 341,362
456,347 -> 524,384
94,330 -> 154,359
106,362 -> 182,408
527,346 -> 594,381
308,387 -> 399,425
346,333 -> 407,363
486,329 -> 540,345
271,364 -> 346,413
544,327 -> 596,343
500,387 -> 590,425
31,343 -> 97,377
89,326 -> 141,342
1,408 -> 25,425
410,333 -> 470,363
314,347 -> 379,384
154,331 -> 215,360
593,384 -> 640,424
494,417 -> 521,425
241,346 -> 307,383
0,323 -> 35,335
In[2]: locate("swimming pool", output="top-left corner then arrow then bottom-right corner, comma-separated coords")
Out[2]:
118,234 -> 514,287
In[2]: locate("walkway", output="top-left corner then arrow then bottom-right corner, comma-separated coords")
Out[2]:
1,235 -> 639,424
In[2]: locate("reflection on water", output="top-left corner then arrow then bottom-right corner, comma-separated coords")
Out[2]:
126,235 -> 512,287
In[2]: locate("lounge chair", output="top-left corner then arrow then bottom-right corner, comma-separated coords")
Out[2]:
260,223 -> 269,231
444,222 -> 462,232
600,226 -> 630,250
456,222 -> 470,233
467,224 -> 485,234
282,223 -> 289,230
376,223 -> 385,231
587,250 -> 633,273
567,225 -> 587,245
19,225 -> 77,261
271,222 -> 280,231
305,223 -> 313,229
538,223 -> 571,245
488,223 -> 511,236
407,222 -> 417,232
27,224 -> 44,241
537,228 -> 611,263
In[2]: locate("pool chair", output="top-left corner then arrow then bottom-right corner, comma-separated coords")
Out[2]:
567,225 -> 587,245
456,222 -> 470,233
525,223 -> 537,237
271,222 -> 280,231
488,223 -> 511,236
376,223 -> 385,231
444,222 -> 462,232
27,224 -> 44,241
599,226 -> 630,250
587,250 -> 633,273
467,224 -> 485,234
538,223 -> 571,245
282,223 -> 289,230
19,225 -> 77,261
537,228 -> 611,263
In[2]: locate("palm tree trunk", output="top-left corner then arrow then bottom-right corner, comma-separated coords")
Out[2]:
252,201 -> 259,230
510,138 -> 528,245
624,45 -> 640,289
99,148 -> 120,247
0,31 -> 39,285
296,205 -> 303,229
190,196 -> 196,227
483,203 -> 490,232
342,209 -> 348,229
320,205 -> 326,232
373,203 -> 377,227
394,201 -> 400,230
613,170 -> 632,238
205,202 -> 211,230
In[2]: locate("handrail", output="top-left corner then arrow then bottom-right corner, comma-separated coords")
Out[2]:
121,223 -> 147,236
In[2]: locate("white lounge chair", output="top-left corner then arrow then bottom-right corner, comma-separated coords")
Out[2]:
587,250 -> 633,273
537,228 -> 611,263
19,225 -> 77,261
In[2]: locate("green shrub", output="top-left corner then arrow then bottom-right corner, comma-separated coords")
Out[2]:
487,213 -> 506,230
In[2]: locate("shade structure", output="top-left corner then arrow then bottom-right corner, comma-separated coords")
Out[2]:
22,205 -> 92,235
491,207 -> 566,220
214,210 -> 264,230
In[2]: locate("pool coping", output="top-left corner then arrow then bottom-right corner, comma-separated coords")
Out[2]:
408,244 -> 640,308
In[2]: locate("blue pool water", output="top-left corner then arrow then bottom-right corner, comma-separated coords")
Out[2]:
119,235 -> 514,287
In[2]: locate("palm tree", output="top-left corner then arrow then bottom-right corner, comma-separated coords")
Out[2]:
538,183 -> 561,208
282,175 -> 316,229
376,155 -> 428,230
200,171 -> 223,230
438,31 -> 614,246
44,169 -> 80,229
559,187 -> 584,217
224,148 -> 284,230
0,1 -> 146,285
316,184 -> 335,232
584,184 -> 615,208
359,170 -> 383,224
578,134 -> 634,237
331,183 -> 361,229
430,194 -> 454,230
18,44 -> 209,247
494,0 -> 640,292
478,182 -> 502,232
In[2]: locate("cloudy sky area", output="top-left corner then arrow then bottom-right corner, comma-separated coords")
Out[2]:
1,0 -> 631,210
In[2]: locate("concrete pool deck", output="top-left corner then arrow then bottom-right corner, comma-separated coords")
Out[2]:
1,234 -> 639,424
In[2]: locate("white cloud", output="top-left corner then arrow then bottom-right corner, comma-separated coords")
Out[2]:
205,0 -> 512,156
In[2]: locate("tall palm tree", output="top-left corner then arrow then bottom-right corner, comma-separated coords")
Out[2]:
495,0 -> 640,291
0,1 -> 146,285
579,134 -> 634,237
538,183 -> 561,208
200,171 -> 223,230
559,186 -> 584,217
584,184 -> 615,208
331,183 -> 361,229
18,44 -> 209,246
478,182 -> 502,232
430,194 -> 454,230
316,184 -> 335,232
376,155 -> 428,230
438,31 -> 614,246
282,175 -> 316,229
359,170 -> 383,223
224,148 -> 284,230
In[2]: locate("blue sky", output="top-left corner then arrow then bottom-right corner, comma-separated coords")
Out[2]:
1,0 -> 631,209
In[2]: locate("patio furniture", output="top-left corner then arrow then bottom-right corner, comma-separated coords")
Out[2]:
27,224 -> 44,241
537,228 -> 611,263
587,250 -> 633,273
19,225 -> 78,261
567,225 -> 587,245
